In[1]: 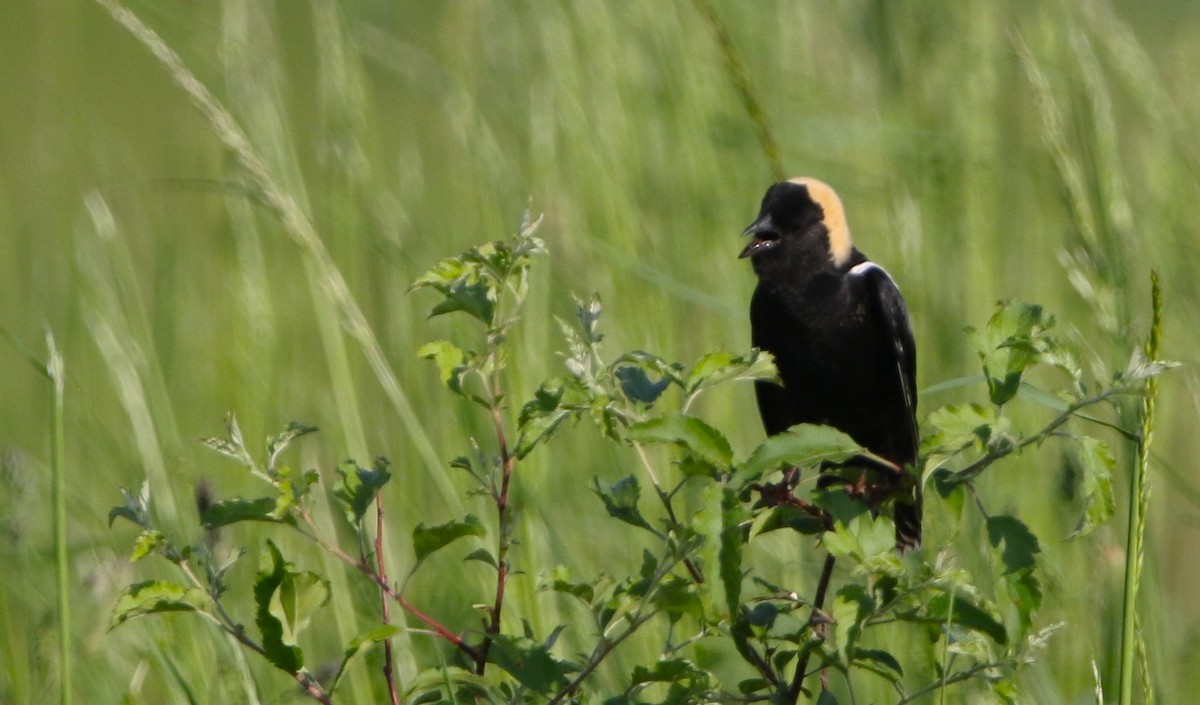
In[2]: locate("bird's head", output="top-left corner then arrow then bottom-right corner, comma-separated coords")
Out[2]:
739,177 -> 854,281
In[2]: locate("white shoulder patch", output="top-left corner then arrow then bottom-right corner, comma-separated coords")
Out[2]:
849,261 -> 904,291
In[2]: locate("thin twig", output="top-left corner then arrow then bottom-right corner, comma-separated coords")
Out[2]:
375,496 -> 402,705
297,512 -> 480,661
895,660 -> 1008,704
546,610 -> 655,705
476,403 -> 516,674
950,387 -> 1136,484
179,560 -> 335,705
633,443 -> 706,584
787,553 -> 837,704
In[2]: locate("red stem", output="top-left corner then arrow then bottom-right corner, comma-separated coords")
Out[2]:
476,404 -> 515,674
375,495 -> 402,705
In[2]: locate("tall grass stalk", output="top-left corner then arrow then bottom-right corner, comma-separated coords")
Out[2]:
92,0 -> 459,513
1119,271 -> 1161,705
691,0 -> 785,181
47,330 -> 70,705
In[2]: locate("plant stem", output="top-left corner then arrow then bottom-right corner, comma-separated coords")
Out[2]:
633,443 -> 705,584
375,496 -> 402,705
477,402 -> 515,674
950,387 -> 1135,485
787,553 -> 837,704
298,512 -> 480,661
179,560 -> 334,705
1118,270 -> 1161,705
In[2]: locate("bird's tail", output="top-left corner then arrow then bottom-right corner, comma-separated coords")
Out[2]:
893,487 -> 923,552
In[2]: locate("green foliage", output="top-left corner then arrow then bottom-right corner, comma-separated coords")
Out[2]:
108,220 -> 1173,705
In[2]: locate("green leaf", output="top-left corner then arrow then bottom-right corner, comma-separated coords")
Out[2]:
816,690 -> 840,705
737,425 -> 864,484
924,593 -> 1007,645
615,365 -> 672,404
200,496 -> 279,527
201,497 -> 280,530
131,529 -> 167,562
266,421 -> 318,472
833,584 -> 873,660
1069,437 -> 1116,537
413,514 -> 486,562
986,515 -> 1041,574
920,404 -> 996,455
516,378 -> 590,458
417,340 -> 467,394
969,301 -> 1068,405
110,580 -> 207,629
538,565 -> 594,604
331,625 -> 404,694
109,482 -> 151,529
626,412 -> 733,472
487,634 -> 572,694
820,490 -> 893,562
630,657 -> 708,687
684,348 -> 779,395
852,648 -> 903,681
592,475 -> 654,532
334,457 -> 392,525
650,574 -> 704,621
253,540 -> 304,673
429,277 -> 496,325
464,547 -> 499,569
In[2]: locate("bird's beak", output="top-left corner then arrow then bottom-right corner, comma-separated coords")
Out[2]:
739,218 -> 779,259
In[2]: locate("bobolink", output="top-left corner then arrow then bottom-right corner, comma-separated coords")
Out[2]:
740,177 -> 921,550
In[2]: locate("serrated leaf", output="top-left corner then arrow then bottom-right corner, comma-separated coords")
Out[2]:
650,574 -> 704,621
418,340 -> 468,393
201,497 -> 280,529
1070,437 -> 1116,537
852,648 -> 904,681
969,301 -> 1066,406
109,482 -> 151,529
684,348 -> 779,395
334,458 -> 392,525
592,475 -> 654,532
487,634 -> 572,694
924,593 -> 1007,645
737,425 -> 864,484
630,658 -> 707,686
539,565 -> 594,603
515,408 -> 573,460
131,529 -> 167,562
615,365 -> 672,404
331,625 -> 404,694
254,540 -> 316,673
266,421 -> 318,472
626,412 -> 733,472
921,404 -> 996,455
833,584 -> 873,660
464,547 -> 499,569
986,515 -> 1041,574
428,278 -> 496,325
413,514 -> 486,562
109,580 -> 207,629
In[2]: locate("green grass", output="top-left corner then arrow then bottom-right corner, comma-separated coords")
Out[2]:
1,0 -> 1197,702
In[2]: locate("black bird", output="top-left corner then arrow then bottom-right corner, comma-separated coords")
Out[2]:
740,177 -> 921,550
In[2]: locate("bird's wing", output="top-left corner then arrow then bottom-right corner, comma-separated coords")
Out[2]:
850,262 -> 918,463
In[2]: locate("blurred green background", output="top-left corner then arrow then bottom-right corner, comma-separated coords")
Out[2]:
2,1 -> 1198,702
